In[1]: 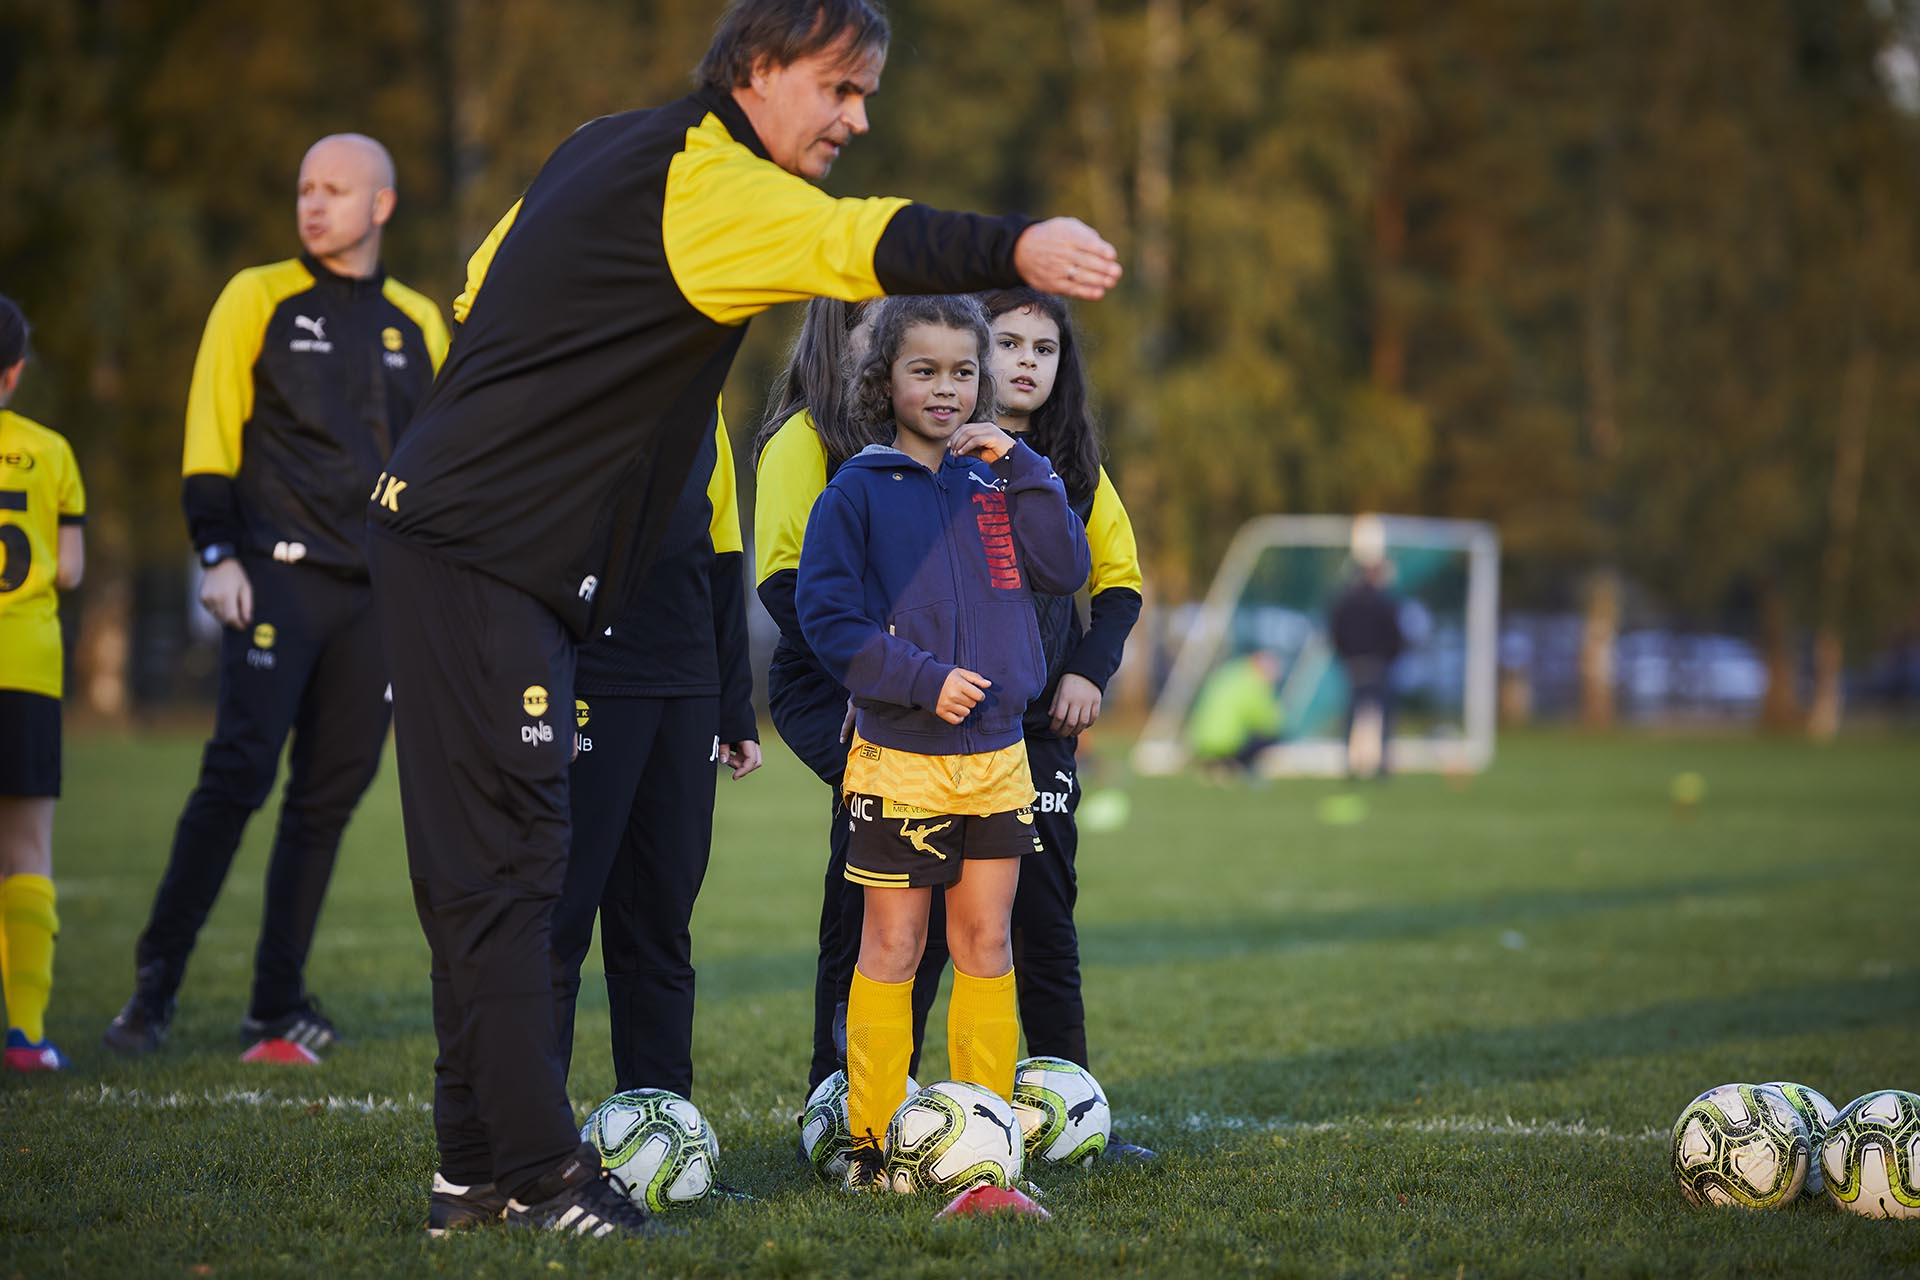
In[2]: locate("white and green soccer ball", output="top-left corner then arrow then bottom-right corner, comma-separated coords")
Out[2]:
1011,1056 -> 1110,1167
1670,1083 -> 1810,1209
1763,1081 -> 1839,1200
799,1069 -> 918,1182
1820,1089 -> 1920,1219
580,1088 -> 719,1212
885,1080 -> 1024,1195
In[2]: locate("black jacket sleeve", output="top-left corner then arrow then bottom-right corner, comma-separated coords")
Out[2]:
711,549 -> 757,744
1064,586 -> 1143,692
873,207 -> 1036,296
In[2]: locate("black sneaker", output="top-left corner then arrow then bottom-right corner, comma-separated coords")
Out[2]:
240,997 -> 339,1052
506,1145 -> 667,1239
102,991 -> 174,1056
427,1173 -> 508,1237
1106,1137 -> 1158,1162
843,1133 -> 886,1194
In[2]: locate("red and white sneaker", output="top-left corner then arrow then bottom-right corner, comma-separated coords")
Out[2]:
5,1029 -> 70,1072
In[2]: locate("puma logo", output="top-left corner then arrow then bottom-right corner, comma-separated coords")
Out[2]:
900,819 -> 952,858
1068,1096 -> 1101,1123
1054,770 -> 1074,787
973,1103 -> 1018,1152
294,315 -> 326,341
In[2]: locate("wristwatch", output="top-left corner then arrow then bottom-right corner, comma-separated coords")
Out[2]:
199,542 -> 237,569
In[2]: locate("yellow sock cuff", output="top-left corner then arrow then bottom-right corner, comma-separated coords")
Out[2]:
0,874 -> 58,935
948,965 -> 1019,1100
847,968 -> 917,1146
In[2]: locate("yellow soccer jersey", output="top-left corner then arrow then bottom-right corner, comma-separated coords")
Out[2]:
843,730 -> 1036,817
0,410 -> 86,698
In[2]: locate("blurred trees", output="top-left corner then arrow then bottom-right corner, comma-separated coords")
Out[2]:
2,0 -> 1916,731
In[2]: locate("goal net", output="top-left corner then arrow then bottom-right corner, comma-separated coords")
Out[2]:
1132,515 -> 1500,777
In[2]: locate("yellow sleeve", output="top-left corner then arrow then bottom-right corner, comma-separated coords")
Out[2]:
57,432 -> 85,520
181,268 -> 287,477
662,115 -> 909,325
382,278 -> 452,372
454,199 -> 522,324
1086,467 -> 1143,595
706,400 -> 743,555
752,411 -> 828,584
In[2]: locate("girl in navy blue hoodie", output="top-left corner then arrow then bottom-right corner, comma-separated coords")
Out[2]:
797,294 -> 1090,1190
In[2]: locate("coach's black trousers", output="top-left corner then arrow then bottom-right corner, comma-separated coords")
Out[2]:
1011,732 -> 1088,1069
134,556 -> 389,1021
551,694 -> 718,1098
367,534 -> 580,1197
768,652 -> 946,1090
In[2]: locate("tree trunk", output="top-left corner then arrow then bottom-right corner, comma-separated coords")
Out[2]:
1061,0 -> 1127,248
1758,585 -> 1800,732
1807,341 -> 1874,742
1578,566 -> 1619,729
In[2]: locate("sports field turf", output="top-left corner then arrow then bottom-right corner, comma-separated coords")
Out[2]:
3,729 -> 1917,1277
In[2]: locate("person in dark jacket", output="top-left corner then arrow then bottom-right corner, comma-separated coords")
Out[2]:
550,406 -> 759,1102
368,0 -> 1121,1239
106,133 -> 447,1060
797,294 -> 1091,1191
1329,558 -> 1405,778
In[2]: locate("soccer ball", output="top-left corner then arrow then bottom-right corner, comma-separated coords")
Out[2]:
1763,1081 -> 1839,1199
799,1069 -> 918,1182
1669,1083 -> 1809,1209
885,1080 -> 1024,1195
1011,1056 -> 1110,1166
580,1088 -> 719,1211
1820,1090 -> 1920,1219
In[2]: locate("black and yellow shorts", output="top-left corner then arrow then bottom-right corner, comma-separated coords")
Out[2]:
843,794 -> 1043,889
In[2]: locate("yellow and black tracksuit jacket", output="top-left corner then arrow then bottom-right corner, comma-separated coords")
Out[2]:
371,87 -> 1035,639
182,254 -> 449,574
576,406 -> 754,746
1025,467 -> 1143,740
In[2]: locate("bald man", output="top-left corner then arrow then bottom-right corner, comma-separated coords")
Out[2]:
105,134 -> 450,1059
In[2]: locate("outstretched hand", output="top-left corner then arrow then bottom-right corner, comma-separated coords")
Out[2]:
1013,217 -> 1122,301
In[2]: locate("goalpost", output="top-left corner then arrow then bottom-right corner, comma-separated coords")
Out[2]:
1132,515 -> 1501,777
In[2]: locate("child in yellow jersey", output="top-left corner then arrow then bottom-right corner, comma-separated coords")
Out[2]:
796,295 -> 1090,1190
0,296 -> 85,1072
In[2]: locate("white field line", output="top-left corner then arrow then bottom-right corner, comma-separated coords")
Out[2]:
44,1086 -> 1664,1143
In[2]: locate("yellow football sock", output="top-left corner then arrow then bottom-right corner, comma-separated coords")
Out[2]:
0,874 -> 58,1043
948,966 -> 1019,1100
846,967 -> 915,1147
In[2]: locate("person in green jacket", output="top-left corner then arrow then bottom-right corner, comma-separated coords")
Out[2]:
1187,650 -> 1283,775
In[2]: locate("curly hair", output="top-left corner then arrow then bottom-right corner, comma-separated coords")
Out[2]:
848,294 -> 997,439
754,297 -> 884,470
979,287 -> 1102,506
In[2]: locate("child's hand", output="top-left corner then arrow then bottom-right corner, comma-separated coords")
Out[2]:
936,667 -> 992,724
950,422 -> 1015,464
1048,673 -> 1103,736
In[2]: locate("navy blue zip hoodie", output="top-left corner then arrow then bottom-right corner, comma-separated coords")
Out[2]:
797,439 -> 1091,756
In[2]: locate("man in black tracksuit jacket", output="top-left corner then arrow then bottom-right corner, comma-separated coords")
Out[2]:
106,134 -> 447,1058
551,408 -> 758,1100
362,3 -> 1120,1234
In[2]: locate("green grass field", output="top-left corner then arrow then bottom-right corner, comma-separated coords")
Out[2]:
3,729 -> 1918,1277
